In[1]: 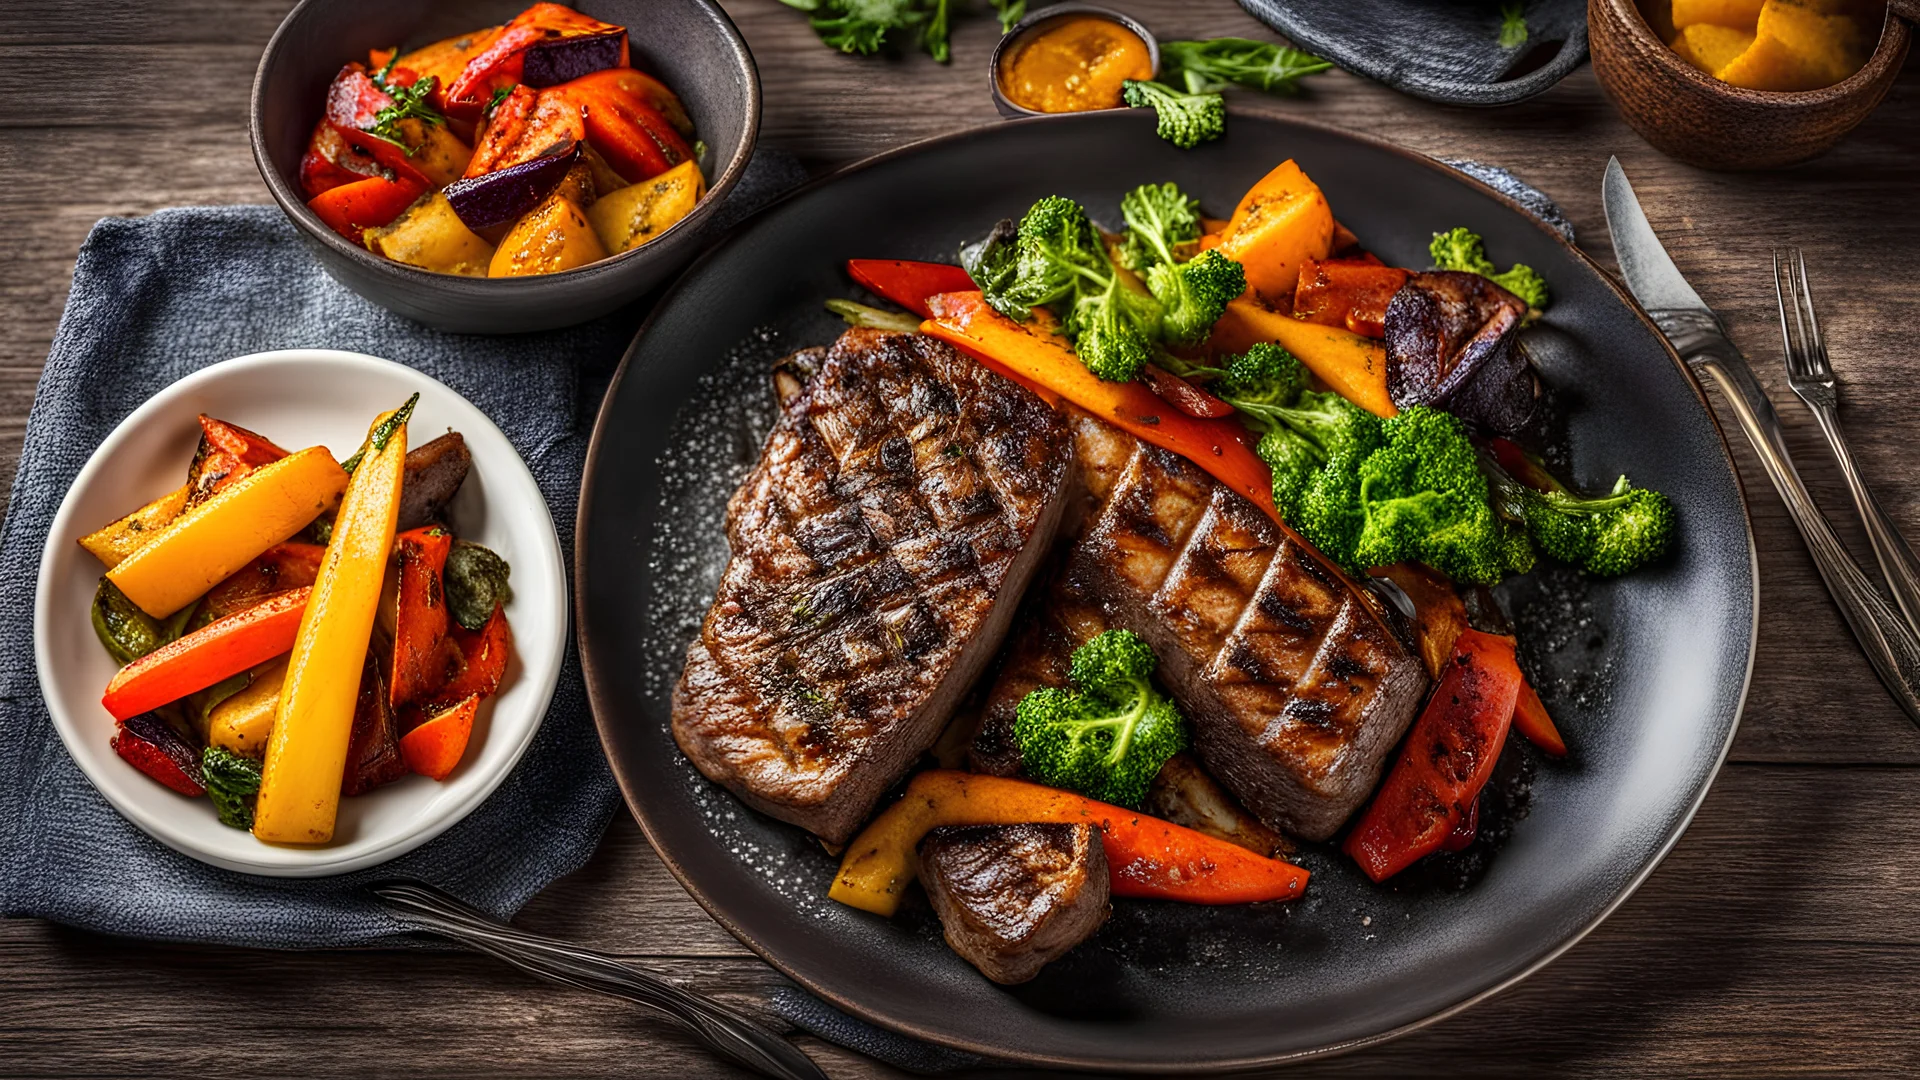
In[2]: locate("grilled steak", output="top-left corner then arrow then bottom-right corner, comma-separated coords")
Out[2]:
1055,411 -> 1428,841
672,329 -> 1074,843
920,822 -> 1110,984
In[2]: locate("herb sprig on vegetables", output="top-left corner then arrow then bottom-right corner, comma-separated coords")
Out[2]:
780,0 -> 977,63
1158,38 -> 1333,94
363,55 -> 445,156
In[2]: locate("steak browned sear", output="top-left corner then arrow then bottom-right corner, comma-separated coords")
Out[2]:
672,329 -> 1074,844
1063,411 -> 1429,840
920,822 -> 1110,985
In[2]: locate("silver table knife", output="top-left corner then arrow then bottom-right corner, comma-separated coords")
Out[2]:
1603,158 -> 1920,726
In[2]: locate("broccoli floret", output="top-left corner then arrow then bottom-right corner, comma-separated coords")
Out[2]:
1352,406 -> 1530,584
1067,273 -> 1161,382
992,195 -> 1167,382
1495,472 -> 1674,577
1215,342 -> 1310,409
1122,79 -> 1226,149
1146,250 -> 1245,344
1428,225 -> 1550,311
1294,446 -> 1368,570
1117,182 -> 1202,271
1258,428 -> 1322,523
1013,629 -> 1190,808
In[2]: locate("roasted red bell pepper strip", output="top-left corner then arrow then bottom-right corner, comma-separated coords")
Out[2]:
1140,363 -> 1236,419
1344,628 -> 1524,882
559,68 -> 694,139
1292,256 -> 1410,340
464,84 -> 539,177
322,64 -> 431,186
113,713 -> 205,796
465,86 -> 585,177
1439,798 -> 1480,852
390,526 -> 455,709
561,81 -> 691,183
198,542 -> 325,626
188,414 -> 290,506
431,601 -> 513,707
922,290 -> 1281,525
399,693 -> 480,781
306,174 -> 427,244
101,588 -> 312,721
444,3 -> 626,118
846,259 -> 978,318
829,771 -> 1310,916
1512,675 -> 1567,757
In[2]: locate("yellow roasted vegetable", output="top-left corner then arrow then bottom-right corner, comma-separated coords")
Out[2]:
488,193 -> 608,277
1673,0 -> 1765,30
208,658 -> 287,756
586,159 -> 704,255
1215,159 -> 1334,305
366,193 -> 494,276
387,118 -> 473,188
106,447 -> 347,618
1715,0 -> 1869,90
1679,22 -> 1758,72
79,483 -> 190,568
1208,298 -> 1398,419
253,401 -> 411,845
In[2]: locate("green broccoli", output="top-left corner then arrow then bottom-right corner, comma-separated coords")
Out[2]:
1259,429 -> 1324,524
1014,629 -> 1189,808
1117,183 -> 1244,343
1489,466 -> 1675,577
1352,406 -> 1534,584
982,195 -> 1166,382
1215,342 -> 1311,408
1294,446 -> 1368,570
1428,226 -> 1549,311
1121,79 -> 1226,149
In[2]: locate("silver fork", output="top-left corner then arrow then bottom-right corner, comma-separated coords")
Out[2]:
1774,248 -> 1920,637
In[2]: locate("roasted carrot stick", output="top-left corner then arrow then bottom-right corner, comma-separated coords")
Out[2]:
399,693 -> 480,781
101,588 -> 310,721
830,771 -> 1310,916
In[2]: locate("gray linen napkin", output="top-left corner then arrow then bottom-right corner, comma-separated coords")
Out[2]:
0,150 -> 805,949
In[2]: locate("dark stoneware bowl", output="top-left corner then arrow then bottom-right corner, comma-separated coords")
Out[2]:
576,112 -> 1757,1069
251,0 -> 759,333
1592,0 -> 1910,170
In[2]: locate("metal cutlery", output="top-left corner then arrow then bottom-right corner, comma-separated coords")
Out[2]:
1602,157 -> 1920,727
372,882 -> 828,1080
1772,247 -> 1920,638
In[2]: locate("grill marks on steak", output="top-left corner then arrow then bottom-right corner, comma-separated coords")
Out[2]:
1065,412 -> 1428,841
672,329 -> 1073,843
920,822 -> 1110,985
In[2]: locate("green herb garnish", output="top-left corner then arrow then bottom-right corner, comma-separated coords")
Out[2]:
1498,2 -> 1529,49
203,747 -> 263,830
1157,38 -> 1333,95
364,54 -> 445,157
340,393 -> 420,475
484,84 -> 516,118
444,540 -> 513,630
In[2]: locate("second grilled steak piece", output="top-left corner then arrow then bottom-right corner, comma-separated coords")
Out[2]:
672,329 -> 1074,844
1067,413 -> 1429,841
920,822 -> 1110,985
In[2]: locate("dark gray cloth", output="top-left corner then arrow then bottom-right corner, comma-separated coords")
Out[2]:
0,150 -> 806,949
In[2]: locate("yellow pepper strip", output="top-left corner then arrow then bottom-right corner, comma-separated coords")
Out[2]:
1208,298 -> 1398,419
106,448 -> 347,618
830,771 -> 1311,917
79,483 -> 190,569
253,404 -> 410,845
208,658 -> 287,756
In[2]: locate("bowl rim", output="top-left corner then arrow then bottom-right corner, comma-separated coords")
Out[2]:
34,348 -> 568,877
1602,0 -> 1912,107
987,2 -> 1162,119
248,0 -> 762,287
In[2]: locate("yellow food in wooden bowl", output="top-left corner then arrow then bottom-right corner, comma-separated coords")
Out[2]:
1667,0 -> 1881,90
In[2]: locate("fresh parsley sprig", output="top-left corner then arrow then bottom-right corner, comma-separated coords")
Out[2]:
363,49 -> 445,156
1157,37 -> 1333,95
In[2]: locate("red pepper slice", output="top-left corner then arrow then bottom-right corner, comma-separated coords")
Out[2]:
102,588 -> 312,721
431,602 -> 513,709
390,527 -> 456,709
444,3 -> 627,119
1344,628 -> 1524,882
465,84 -> 539,177
846,259 -> 978,318
188,414 -> 289,507
561,68 -> 693,138
1140,363 -> 1236,419
399,693 -> 481,781
1512,675 -> 1568,757
306,174 -> 427,245
1292,256 -> 1410,340
1102,810 -> 1309,904
1439,798 -> 1480,852
198,542 -> 325,626
563,83 -> 691,183
112,713 -> 205,796
322,64 -> 431,186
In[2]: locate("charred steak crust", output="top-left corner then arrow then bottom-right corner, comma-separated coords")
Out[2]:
1063,411 -> 1429,842
672,329 -> 1074,844
920,822 -> 1111,985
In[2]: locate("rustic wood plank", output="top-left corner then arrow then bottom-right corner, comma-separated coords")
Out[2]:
3,1 -> 1919,1076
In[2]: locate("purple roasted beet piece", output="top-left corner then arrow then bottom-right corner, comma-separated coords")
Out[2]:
522,29 -> 627,87
113,712 -> 206,795
443,147 -> 580,230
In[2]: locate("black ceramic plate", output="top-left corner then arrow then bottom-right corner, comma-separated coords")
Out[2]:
576,112 -> 1755,1071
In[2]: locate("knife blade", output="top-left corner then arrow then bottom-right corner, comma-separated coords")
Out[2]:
1601,157 -> 1920,728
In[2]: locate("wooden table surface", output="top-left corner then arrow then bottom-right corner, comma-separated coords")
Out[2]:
4,1 -> 1918,1075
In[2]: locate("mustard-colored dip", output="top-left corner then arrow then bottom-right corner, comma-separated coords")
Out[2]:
998,15 -> 1155,114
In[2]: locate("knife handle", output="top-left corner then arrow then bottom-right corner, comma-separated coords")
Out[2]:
1653,308 -> 1920,727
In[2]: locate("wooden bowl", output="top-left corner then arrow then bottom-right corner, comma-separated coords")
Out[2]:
1590,0 -> 1910,169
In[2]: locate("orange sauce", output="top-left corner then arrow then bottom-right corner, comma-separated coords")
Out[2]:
997,15 -> 1154,113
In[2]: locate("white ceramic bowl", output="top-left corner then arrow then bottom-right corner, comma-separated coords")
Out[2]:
34,349 -> 566,876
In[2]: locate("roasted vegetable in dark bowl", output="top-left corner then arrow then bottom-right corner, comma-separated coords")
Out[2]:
251,0 -> 759,332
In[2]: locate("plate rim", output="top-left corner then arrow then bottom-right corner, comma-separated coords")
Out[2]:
34,348 -> 568,878
575,111 -> 1759,1070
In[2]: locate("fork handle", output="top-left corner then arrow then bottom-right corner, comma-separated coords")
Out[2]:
371,882 -> 827,1080
1652,309 -> 1920,727
1803,403 -> 1920,639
